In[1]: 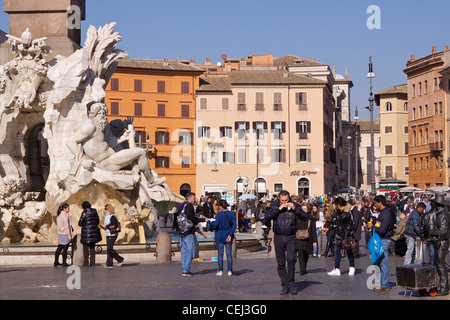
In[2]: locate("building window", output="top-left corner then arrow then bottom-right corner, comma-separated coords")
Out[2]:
405,167 -> 409,175
385,102 -> 392,112
404,126 -> 408,134
158,104 -> 165,117
220,126 -> 232,138
110,102 -> 119,115
223,152 -> 235,163
273,92 -> 282,110
155,156 -> 169,168
181,82 -> 189,94
296,121 -> 311,139
237,92 -> 246,110
255,92 -> 264,111
271,149 -> 286,163
198,126 -> 210,139
222,98 -> 229,110
404,102 -> 408,111
296,149 -> 310,162
274,183 -> 283,193
385,165 -> 393,178
404,142 -> 409,155
253,121 -> 266,140
181,105 -> 189,117
157,81 -> 165,93
237,148 -> 246,164
296,92 -> 308,110
200,98 -> 207,110
385,145 -> 393,155
235,121 -> 248,140
272,121 -> 285,140
384,126 -> 392,134
178,132 -> 192,145
181,157 -> 190,168
155,131 -> 169,145
134,80 -> 142,92
134,103 -> 142,116
110,78 -> 119,91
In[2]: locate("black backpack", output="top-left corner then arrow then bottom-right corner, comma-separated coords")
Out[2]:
177,202 -> 193,234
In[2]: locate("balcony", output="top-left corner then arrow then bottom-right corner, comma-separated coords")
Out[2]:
237,104 -> 247,111
429,141 -> 444,152
297,104 -> 308,111
273,104 -> 283,111
255,104 -> 265,111
298,132 -> 308,140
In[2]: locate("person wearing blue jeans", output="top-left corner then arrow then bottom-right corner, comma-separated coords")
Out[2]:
207,199 -> 237,276
176,192 -> 204,276
372,195 -> 394,292
180,233 -> 195,274
404,202 -> 425,265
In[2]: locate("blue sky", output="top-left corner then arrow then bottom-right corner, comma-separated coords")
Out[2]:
1,0 -> 449,120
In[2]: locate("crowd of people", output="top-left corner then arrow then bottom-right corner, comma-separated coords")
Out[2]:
53,190 -> 450,297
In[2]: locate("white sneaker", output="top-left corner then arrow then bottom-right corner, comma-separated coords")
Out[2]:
348,267 -> 355,276
227,271 -> 233,276
216,271 -> 223,276
327,268 -> 341,276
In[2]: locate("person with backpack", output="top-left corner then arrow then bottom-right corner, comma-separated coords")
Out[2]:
206,200 -> 237,276
176,192 -> 204,276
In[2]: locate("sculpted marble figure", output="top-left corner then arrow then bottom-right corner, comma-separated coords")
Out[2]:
0,23 -> 184,244
66,102 -> 165,188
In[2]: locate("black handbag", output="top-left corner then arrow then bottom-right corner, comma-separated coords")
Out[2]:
342,233 -> 357,250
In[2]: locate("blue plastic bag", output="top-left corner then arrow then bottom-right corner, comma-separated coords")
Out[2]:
368,231 -> 384,263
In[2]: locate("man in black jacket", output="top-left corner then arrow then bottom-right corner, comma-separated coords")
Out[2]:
177,192 -> 201,276
264,190 -> 307,295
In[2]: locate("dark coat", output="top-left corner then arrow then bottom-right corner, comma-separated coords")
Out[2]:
327,204 -> 354,247
295,213 -> 317,253
265,200 -> 307,236
351,206 -> 363,241
78,208 -> 100,245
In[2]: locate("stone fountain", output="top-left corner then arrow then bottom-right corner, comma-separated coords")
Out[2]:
0,23 -> 184,245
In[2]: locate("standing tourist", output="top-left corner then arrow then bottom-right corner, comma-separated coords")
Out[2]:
264,190 -> 308,295
207,200 -> 237,276
295,204 -> 317,275
326,197 -> 356,276
372,195 -> 394,292
100,204 -> 124,268
177,192 -> 203,276
404,202 -> 425,265
322,202 -> 335,257
78,201 -> 100,267
54,203 -> 72,267
312,205 -> 324,257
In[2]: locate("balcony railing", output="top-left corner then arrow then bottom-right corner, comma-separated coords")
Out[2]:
237,104 -> 247,111
429,141 -> 444,151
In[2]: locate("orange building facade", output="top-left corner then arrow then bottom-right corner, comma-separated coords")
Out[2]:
105,59 -> 205,197
404,47 -> 450,189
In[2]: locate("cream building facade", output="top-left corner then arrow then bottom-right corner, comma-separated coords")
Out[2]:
195,70 -> 336,199
375,84 -> 409,183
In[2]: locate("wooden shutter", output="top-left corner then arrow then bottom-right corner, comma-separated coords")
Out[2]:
110,102 -> 119,115
110,78 -> 119,91
222,98 -> 229,110
158,81 -> 165,93
134,80 -> 142,92
134,103 -> 142,116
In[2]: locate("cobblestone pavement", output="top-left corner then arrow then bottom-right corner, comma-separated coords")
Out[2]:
0,242 -> 447,301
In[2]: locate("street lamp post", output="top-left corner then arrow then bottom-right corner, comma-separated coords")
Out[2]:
367,56 -> 376,197
354,106 -> 359,199
347,135 -> 352,194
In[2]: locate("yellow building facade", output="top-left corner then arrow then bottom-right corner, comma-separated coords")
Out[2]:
105,59 -> 204,197
375,84 -> 409,183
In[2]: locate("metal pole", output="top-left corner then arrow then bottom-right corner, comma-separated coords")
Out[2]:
355,107 -> 359,199
367,57 -> 376,197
